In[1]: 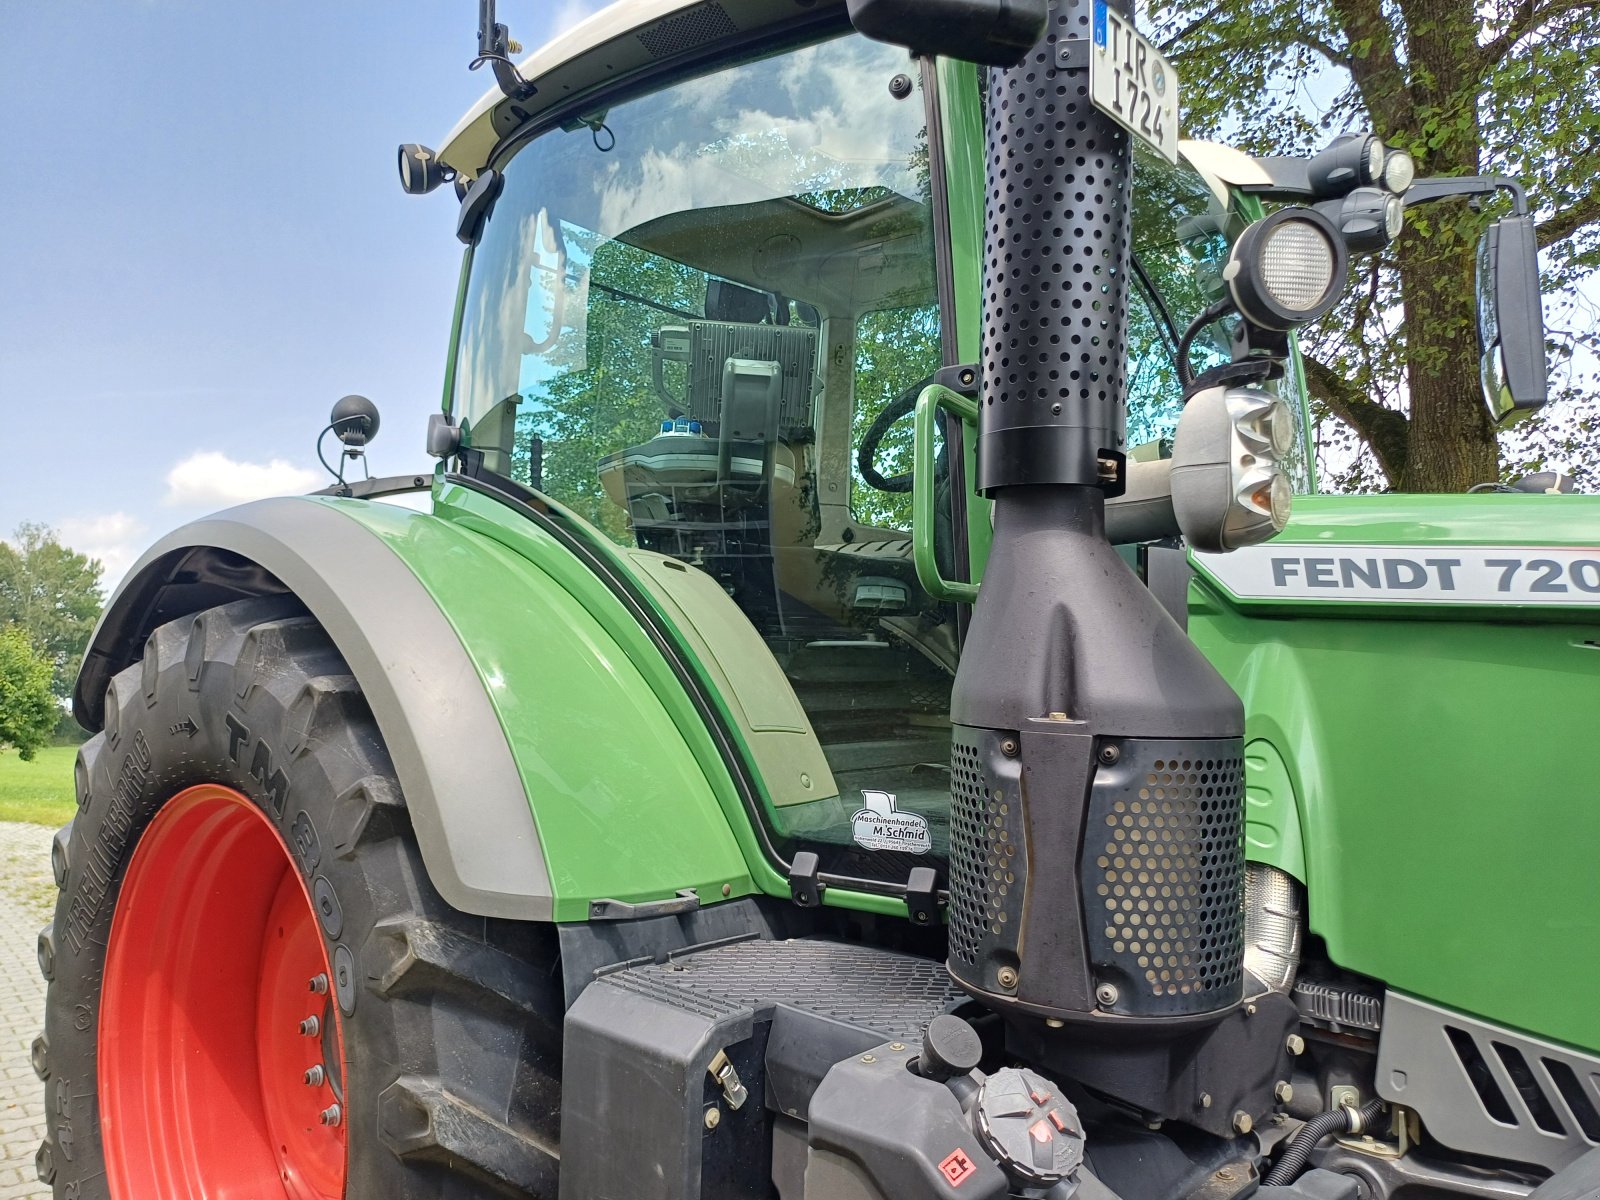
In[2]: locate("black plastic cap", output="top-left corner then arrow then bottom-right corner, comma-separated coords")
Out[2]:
846,0 -> 1048,67
917,1014 -> 983,1081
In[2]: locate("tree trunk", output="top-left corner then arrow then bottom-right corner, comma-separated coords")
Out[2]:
1395,235 -> 1500,491
1393,0 -> 1501,492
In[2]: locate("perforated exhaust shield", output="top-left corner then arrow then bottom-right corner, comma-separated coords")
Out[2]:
1084,742 -> 1244,1014
948,732 -> 1245,1018
977,0 -> 1131,494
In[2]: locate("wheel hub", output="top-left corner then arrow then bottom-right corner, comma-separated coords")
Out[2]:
101,784 -> 348,1199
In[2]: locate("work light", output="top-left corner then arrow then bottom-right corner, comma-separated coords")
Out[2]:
1307,133 -> 1385,197
1382,148 -> 1416,194
1223,208 -> 1348,330
1317,187 -> 1406,253
397,143 -> 451,195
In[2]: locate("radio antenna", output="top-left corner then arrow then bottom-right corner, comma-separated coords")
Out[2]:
470,0 -> 537,100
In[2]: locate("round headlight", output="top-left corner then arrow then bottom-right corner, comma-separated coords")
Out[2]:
1265,397 -> 1298,459
1384,193 -> 1405,239
1364,137 -> 1387,186
1229,390 -> 1298,458
1225,207 -> 1349,330
1245,471 -> 1294,528
1382,148 -> 1415,194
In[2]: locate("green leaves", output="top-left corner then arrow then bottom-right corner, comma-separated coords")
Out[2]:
0,624 -> 57,761
0,524 -> 104,701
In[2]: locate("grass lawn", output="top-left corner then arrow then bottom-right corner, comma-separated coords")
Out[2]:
0,744 -> 78,827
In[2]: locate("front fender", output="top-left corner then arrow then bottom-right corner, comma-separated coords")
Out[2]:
76,495 -> 752,921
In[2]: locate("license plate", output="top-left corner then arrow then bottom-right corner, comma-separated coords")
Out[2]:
1090,2 -> 1179,164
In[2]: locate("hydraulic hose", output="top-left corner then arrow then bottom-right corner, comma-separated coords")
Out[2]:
1263,1098 -> 1385,1187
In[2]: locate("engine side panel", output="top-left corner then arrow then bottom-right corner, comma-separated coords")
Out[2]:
1188,494 -> 1600,1053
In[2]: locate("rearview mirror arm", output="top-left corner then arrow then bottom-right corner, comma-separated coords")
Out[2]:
1403,175 -> 1527,216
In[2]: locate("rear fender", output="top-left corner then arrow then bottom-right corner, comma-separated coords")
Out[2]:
75,495 -> 752,921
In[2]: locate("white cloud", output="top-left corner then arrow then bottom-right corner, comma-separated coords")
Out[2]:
55,512 -> 149,595
163,451 -> 320,509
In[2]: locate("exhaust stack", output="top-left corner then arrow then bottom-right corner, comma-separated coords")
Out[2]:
944,0 -> 1247,1030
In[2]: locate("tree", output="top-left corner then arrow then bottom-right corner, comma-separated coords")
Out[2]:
0,624 -> 58,761
0,523 -> 105,700
1152,0 -> 1600,492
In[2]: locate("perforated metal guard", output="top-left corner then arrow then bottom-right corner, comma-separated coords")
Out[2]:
947,728 -> 1026,973
978,0 -> 1133,492
1084,740 -> 1244,1015
636,2 -> 738,59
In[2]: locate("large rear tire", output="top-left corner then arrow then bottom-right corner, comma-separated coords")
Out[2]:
36,597 -> 563,1199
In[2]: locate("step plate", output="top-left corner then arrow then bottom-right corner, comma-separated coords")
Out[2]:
598,937 -> 967,1040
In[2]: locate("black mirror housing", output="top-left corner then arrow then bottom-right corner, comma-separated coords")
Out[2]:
1476,214 -> 1547,425
846,0 -> 1047,66
456,169 -> 504,246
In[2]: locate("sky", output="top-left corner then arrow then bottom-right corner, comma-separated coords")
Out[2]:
0,0 -> 602,590
4,1 -> 1591,594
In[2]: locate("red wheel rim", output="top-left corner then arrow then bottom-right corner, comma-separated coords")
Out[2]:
101,784 -> 348,1199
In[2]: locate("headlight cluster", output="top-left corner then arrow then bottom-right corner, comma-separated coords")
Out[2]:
1170,385 -> 1297,552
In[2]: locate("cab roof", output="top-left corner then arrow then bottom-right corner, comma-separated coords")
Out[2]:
439,0 -> 848,180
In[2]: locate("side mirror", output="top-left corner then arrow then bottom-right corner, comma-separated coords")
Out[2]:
1476,214 -> 1547,425
845,0 -> 1047,66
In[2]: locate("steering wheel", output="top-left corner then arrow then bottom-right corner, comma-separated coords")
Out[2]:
856,372 -> 942,493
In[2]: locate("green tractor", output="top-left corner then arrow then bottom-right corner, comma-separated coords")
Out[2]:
36,0 -> 1599,1197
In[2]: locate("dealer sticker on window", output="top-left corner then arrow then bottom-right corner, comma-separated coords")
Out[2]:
852,790 -> 931,855
1090,2 -> 1179,164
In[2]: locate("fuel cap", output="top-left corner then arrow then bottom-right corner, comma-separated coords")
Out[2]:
973,1066 -> 1084,1186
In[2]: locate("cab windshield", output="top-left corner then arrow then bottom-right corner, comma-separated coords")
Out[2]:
448,30 -> 1304,885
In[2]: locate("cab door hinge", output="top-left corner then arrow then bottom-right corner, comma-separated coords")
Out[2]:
904,866 -> 941,926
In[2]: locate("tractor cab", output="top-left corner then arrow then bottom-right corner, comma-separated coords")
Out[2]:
446,26 -> 1302,881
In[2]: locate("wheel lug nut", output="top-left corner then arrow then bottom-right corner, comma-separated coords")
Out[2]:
299,1015 -> 320,1037
304,1065 -> 326,1087
308,974 -> 329,995
319,1104 -> 342,1127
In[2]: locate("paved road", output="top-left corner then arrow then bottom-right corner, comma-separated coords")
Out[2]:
0,823 -> 55,1200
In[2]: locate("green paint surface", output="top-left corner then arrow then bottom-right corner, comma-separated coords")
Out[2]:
327,488 -> 909,921
324,494 -> 754,920
1192,494 -> 1600,1050
937,57 -> 994,578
